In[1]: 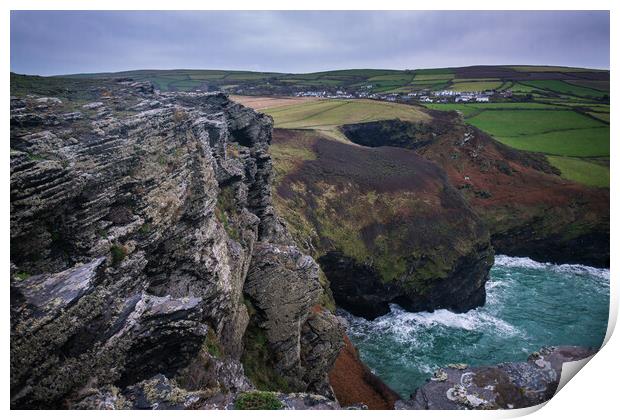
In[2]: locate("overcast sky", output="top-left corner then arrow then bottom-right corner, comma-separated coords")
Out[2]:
10,10 -> 610,76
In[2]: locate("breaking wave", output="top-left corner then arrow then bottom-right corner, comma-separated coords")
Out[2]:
494,254 -> 609,280
342,303 -> 520,340
342,255 -> 610,397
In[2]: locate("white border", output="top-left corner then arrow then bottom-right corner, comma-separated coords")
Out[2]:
3,2 -> 617,419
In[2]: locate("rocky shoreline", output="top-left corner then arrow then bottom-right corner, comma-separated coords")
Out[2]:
396,346 -> 596,410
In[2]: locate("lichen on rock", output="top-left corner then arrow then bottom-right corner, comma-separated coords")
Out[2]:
396,346 -> 596,410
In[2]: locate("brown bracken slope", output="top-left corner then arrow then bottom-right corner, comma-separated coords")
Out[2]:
328,335 -> 400,409
416,111 -> 609,267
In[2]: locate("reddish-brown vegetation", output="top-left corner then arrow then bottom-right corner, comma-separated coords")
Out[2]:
337,111 -> 608,266
413,113 -> 609,266
329,335 -> 400,410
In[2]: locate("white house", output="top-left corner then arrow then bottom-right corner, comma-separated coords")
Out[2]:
456,94 -> 474,102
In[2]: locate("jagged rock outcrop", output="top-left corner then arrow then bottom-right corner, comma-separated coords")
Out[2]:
243,243 -> 344,394
72,374 -> 341,410
10,74 -> 342,409
396,346 -> 595,410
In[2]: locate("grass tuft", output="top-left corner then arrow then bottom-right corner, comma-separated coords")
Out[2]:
234,391 -> 283,410
110,244 -> 127,266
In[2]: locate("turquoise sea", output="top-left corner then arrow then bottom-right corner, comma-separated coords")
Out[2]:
341,255 -> 610,397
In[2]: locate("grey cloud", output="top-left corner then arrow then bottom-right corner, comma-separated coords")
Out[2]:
10,10 -> 610,75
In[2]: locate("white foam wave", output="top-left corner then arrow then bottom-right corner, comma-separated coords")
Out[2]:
344,303 -> 520,343
494,255 -> 609,281
484,276 -> 514,305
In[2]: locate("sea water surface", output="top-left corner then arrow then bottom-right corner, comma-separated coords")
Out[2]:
341,255 -> 610,397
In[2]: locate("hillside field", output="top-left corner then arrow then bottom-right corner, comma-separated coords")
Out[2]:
62,65 -> 609,99
236,95 -> 609,188
249,98 -> 430,141
64,65 -> 608,188
425,102 -> 609,186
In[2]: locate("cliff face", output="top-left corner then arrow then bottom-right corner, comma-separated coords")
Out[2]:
10,75 -> 343,408
270,128 -> 494,320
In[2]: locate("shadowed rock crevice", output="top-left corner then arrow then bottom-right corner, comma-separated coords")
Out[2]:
319,245 -> 492,320
341,119 -> 440,150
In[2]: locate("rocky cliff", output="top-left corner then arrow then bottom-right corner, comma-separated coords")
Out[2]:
270,128 -> 494,320
10,75 -> 344,409
341,115 -> 609,268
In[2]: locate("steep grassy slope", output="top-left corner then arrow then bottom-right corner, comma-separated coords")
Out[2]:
546,156 -> 610,188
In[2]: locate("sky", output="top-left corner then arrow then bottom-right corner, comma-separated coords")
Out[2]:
10,10 -> 610,76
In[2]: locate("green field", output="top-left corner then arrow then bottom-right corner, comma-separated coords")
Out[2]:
588,112 -> 610,123
547,156 -> 610,188
510,83 -> 544,93
449,81 -> 504,92
565,79 -> 610,91
466,110 -> 609,158
413,73 -> 454,81
368,74 -> 415,82
520,80 -> 607,99
496,127 -> 609,157
466,110 -> 604,137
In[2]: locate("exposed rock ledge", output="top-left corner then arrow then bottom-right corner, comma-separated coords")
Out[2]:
396,346 -> 596,410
